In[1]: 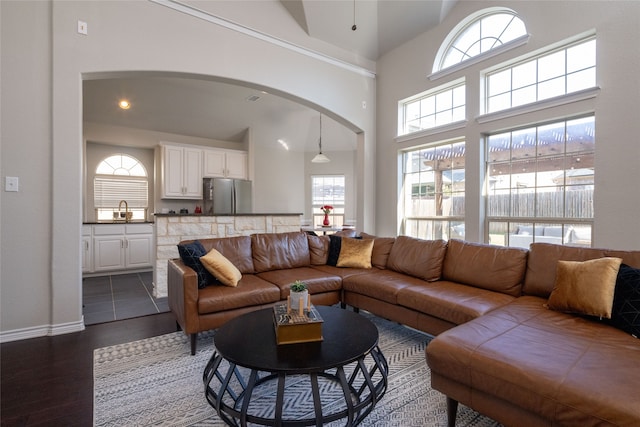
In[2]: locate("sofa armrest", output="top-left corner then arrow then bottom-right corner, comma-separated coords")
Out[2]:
168,258 -> 200,334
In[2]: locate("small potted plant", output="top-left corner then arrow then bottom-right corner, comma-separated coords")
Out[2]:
290,280 -> 309,312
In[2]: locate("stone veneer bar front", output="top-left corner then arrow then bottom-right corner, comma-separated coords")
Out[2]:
153,213 -> 302,297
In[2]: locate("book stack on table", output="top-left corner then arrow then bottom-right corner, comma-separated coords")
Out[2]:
272,304 -> 324,345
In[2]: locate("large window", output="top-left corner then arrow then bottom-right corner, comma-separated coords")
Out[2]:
486,116 -> 594,248
399,81 -> 465,136
402,141 -> 465,240
94,154 -> 148,221
399,7 -> 598,248
485,37 -> 596,113
311,175 -> 345,227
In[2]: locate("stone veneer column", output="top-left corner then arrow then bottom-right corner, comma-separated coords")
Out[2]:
153,215 -> 301,297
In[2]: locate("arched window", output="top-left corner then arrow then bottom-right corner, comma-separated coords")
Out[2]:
434,8 -> 527,73
94,154 -> 148,221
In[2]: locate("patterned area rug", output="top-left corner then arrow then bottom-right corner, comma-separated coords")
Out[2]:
94,313 -> 500,426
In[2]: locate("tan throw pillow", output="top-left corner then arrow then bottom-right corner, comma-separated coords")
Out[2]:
200,248 -> 242,287
546,257 -> 622,318
336,238 -> 374,268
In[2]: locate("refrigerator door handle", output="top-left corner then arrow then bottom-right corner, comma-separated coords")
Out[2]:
231,183 -> 236,214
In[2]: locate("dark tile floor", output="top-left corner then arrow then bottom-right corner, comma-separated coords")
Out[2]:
82,271 -> 169,325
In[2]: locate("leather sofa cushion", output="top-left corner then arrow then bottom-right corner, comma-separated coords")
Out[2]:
251,231 -> 310,273
386,236 -> 447,281
256,267 -> 342,299
307,235 -> 329,265
427,296 -> 640,426
343,269 -> 426,304
197,274 -> 281,313
311,264 -> 374,279
442,239 -> 528,297
397,280 -> 515,325
197,236 -> 255,274
360,236 -> 395,269
524,243 -> 640,298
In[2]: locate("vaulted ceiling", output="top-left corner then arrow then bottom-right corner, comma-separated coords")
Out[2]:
83,0 -> 457,152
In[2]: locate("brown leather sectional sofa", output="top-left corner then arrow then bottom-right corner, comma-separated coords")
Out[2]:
167,231 -> 640,426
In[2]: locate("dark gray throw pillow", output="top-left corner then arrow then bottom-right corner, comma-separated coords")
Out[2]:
326,235 -> 342,266
177,241 -> 214,289
607,264 -> 640,338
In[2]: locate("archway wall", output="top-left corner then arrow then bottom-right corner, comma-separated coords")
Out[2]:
1,0 -> 376,337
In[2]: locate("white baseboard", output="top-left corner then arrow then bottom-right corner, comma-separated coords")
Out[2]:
0,318 -> 85,343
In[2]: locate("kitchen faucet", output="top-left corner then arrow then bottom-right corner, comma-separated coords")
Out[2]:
118,200 -> 129,222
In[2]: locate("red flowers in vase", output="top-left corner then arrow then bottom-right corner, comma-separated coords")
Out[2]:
320,205 -> 333,226
320,205 -> 334,215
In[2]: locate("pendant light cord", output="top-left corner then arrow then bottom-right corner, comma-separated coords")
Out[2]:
319,114 -> 323,152
352,0 -> 357,31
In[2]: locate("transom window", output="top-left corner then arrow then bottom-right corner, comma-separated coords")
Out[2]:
311,175 -> 345,227
94,154 -> 148,222
486,116 -> 594,248
401,141 -> 466,240
399,81 -> 465,136
435,9 -> 527,72
485,37 -> 596,113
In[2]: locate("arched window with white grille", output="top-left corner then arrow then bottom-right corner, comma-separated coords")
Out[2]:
94,154 -> 148,222
433,8 -> 527,74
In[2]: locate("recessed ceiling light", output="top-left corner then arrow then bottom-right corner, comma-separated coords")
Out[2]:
118,100 -> 131,110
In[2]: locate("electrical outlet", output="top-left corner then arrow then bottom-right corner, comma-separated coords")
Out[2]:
78,20 -> 88,35
5,176 -> 19,192
362,101 -> 367,109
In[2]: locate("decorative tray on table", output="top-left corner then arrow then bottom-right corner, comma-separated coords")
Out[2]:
272,303 -> 324,345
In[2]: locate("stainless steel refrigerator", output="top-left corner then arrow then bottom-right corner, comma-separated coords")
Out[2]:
203,178 -> 252,215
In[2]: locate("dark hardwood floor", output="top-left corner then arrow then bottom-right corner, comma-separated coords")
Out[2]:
1,312 -> 176,427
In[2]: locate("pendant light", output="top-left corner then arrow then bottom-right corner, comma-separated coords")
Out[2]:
312,114 -> 330,163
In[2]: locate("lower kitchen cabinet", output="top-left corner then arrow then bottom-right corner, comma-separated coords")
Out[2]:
87,223 -> 154,273
82,225 -> 93,273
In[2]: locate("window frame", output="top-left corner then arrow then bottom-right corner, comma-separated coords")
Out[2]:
483,36 -> 596,115
484,115 -> 595,248
311,174 -> 346,227
398,79 -> 466,137
94,154 -> 149,222
400,140 -> 466,241
432,8 -> 528,76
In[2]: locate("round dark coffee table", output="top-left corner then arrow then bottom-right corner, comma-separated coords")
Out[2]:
203,305 -> 388,426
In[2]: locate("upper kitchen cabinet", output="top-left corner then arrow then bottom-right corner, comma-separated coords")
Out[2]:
203,148 -> 247,179
160,143 -> 203,199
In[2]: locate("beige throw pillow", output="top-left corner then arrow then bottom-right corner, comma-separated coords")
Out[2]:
336,238 -> 374,269
546,257 -> 622,318
200,248 -> 242,287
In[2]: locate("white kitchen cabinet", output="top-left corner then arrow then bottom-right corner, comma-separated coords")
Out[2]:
124,224 -> 154,269
161,144 -> 203,199
82,225 -> 93,273
203,148 -> 247,179
94,235 -> 126,271
89,224 -> 153,273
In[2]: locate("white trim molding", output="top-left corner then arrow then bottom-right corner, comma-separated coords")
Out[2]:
0,319 -> 85,343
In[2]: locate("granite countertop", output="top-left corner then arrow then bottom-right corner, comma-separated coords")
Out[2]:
153,212 -> 302,217
83,221 -> 155,225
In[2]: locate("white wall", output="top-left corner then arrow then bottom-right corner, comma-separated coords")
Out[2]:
375,0 -> 640,249
0,0 -> 375,340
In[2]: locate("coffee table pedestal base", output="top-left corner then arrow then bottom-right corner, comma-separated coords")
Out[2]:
203,346 -> 388,427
